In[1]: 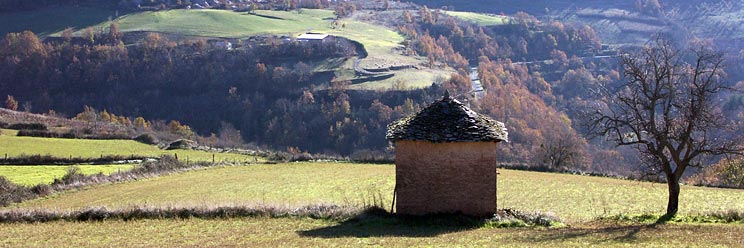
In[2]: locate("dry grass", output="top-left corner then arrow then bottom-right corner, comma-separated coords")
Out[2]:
0,218 -> 742,247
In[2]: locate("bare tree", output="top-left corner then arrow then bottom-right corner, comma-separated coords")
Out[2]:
537,124 -> 586,170
588,37 -> 742,218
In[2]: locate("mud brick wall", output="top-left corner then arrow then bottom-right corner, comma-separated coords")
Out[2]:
394,140 -> 498,216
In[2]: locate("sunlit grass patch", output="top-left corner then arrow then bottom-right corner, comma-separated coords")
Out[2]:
0,165 -> 134,186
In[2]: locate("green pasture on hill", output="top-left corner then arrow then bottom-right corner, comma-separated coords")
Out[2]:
443,11 -> 510,26
13,162 -> 744,222
2,218 -> 744,247
66,8 -> 453,90
0,129 -> 262,162
0,165 -> 134,186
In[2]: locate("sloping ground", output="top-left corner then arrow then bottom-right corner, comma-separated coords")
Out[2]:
0,129 -> 261,162
554,8 -> 673,46
11,162 -> 744,222
67,8 -> 452,90
443,11 -> 510,26
0,6 -> 123,37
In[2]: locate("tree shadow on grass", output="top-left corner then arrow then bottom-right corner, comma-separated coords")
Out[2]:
298,208 -> 484,238
511,223 -> 657,244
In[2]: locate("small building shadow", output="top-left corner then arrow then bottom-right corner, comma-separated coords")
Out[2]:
297,208 -> 484,238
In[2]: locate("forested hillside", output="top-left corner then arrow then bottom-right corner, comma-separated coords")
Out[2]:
4,1 -> 744,176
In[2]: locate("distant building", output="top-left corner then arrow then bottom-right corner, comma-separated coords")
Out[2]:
214,41 -> 232,50
297,33 -> 334,44
386,91 -> 508,217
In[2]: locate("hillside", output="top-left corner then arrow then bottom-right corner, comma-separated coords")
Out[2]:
0,5 -> 121,38
12,162 -> 744,222
2,160 -> 743,246
408,0 -> 744,50
66,8 -> 452,90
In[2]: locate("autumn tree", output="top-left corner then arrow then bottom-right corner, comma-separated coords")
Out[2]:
588,37 -> 742,218
5,95 -> 18,110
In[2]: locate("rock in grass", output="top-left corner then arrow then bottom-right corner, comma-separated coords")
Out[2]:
166,139 -> 198,150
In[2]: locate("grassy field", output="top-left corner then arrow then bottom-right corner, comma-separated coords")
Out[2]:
0,6 -> 123,37
0,165 -> 134,186
66,8 -> 452,90
1,217 -> 743,246
443,11 -> 510,26
12,162 -> 744,223
0,131 -> 261,163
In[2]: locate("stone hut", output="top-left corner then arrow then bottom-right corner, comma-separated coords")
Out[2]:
386,91 -> 508,216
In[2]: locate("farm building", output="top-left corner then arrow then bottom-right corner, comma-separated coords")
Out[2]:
386,91 -> 508,216
297,33 -> 334,44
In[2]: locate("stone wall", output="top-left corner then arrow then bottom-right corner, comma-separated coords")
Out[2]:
394,140 -> 498,216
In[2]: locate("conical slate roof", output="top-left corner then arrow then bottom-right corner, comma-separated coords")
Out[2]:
386,91 -> 508,143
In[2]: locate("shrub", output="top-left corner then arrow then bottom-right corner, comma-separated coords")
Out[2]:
350,149 -> 393,163
133,133 -> 159,145
54,166 -> 86,185
0,176 -> 35,207
7,123 -> 47,130
0,204 -> 364,223
16,129 -> 131,140
17,129 -> 66,138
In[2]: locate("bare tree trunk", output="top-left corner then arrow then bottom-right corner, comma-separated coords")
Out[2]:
666,178 -> 680,217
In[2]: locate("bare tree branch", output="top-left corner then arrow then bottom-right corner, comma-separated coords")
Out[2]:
585,36 -> 743,217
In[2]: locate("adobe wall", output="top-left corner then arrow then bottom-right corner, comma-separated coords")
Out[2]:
394,140 -> 498,217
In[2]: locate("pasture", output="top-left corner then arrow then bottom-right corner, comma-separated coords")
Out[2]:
0,165 -> 133,186
0,130 -> 261,163
443,11 -> 510,26
13,162 -> 744,223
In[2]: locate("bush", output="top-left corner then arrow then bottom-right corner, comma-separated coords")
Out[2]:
54,166 -> 86,185
16,129 -> 70,138
350,149 -> 393,163
0,176 -> 35,207
7,123 -> 47,130
134,133 -> 159,145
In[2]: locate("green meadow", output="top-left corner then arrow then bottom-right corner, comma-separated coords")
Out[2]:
0,165 -> 134,186
0,130 -> 261,163
12,162 -> 744,223
443,11 -> 510,26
